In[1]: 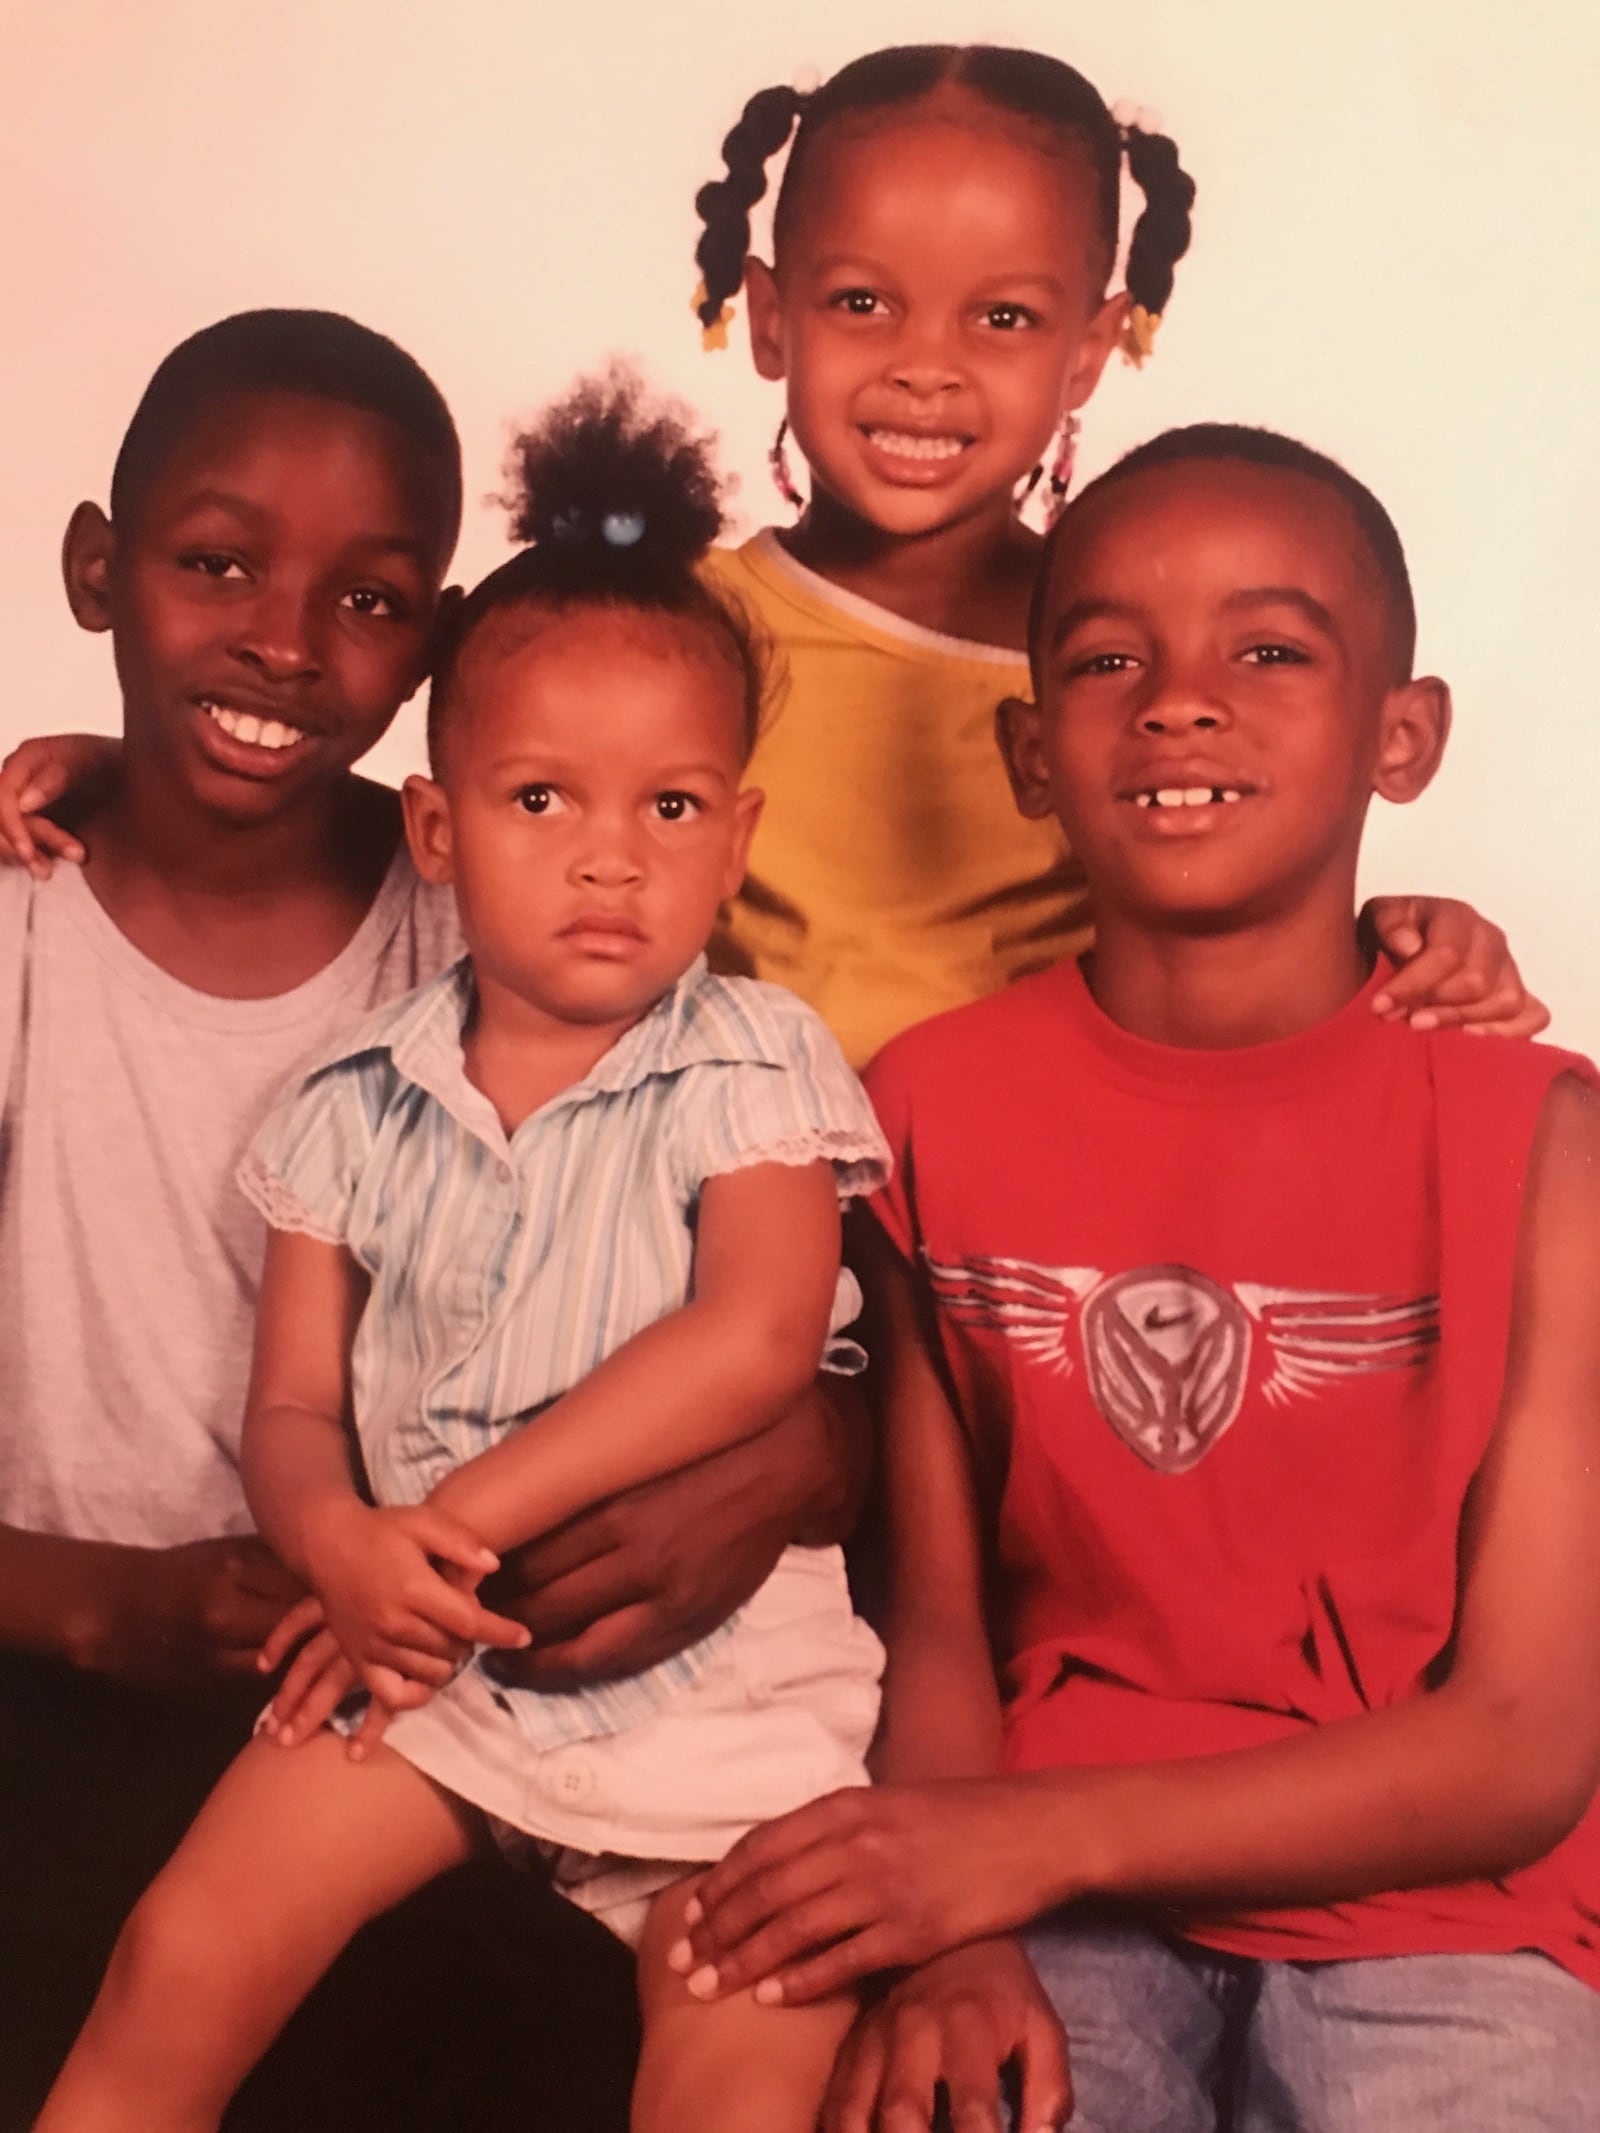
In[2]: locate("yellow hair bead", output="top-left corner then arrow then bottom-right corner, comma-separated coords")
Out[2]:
1121,302 -> 1161,368
691,280 -> 736,354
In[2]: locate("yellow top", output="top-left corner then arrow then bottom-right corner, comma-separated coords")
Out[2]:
705,532 -> 1092,1068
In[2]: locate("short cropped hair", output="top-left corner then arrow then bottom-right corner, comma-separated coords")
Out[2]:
1030,424 -> 1417,682
109,308 -> 463,550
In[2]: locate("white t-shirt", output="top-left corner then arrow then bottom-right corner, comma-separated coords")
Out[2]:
0,849 -> 463,1547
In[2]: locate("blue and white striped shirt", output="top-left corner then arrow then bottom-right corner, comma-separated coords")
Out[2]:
240,956 -> 889,1748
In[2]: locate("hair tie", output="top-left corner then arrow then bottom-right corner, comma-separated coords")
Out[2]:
601,510 -> 645,548
691,278 -> 736,354
1111,98 -> 1164,138
1120,302 -> 1162,368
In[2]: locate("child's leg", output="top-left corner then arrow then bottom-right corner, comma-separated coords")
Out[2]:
632,1874 -> 857,2133
37,1732 -> 477,2133
1239,1949 -> 1600,2133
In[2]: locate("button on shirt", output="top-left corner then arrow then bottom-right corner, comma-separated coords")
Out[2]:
239,955 -> 889,1749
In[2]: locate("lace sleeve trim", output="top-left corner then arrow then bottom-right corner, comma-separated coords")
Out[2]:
236,1150 -> 347,1246
702,1127 -> 889,1202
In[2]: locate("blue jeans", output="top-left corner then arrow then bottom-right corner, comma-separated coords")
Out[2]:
1022,1915 -> 1600,2131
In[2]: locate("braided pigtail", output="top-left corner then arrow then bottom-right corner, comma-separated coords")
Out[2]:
692,84 -> 808,349
1118,122 -> 1197,365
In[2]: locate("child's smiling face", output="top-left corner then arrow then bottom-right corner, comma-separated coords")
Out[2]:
408,608 -> 761,1032
1005,456 -> 1448,934
66,388 -> 454,821
746,92 -> 1123,540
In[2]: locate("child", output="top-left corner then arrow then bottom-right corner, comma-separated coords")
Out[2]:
38,372 -> 890,2133
0,47 -> 1544,1057
690,42 -> 1538,1062
0,311 -> 849,2131
674,427 -> 1600,2131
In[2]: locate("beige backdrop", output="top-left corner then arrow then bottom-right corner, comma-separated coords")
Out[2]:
3,0 -> 1596,1046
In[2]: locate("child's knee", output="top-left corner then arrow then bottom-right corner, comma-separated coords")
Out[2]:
103,1868 -> 244,2024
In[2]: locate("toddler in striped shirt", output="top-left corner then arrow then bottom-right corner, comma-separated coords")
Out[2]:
40,371 -> 889,2133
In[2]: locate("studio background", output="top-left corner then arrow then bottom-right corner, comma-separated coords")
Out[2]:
4,0 -> 1596,1046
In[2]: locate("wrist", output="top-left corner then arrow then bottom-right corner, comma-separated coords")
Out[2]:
789,1380 -> 865,1547
57,1541 -> 139,1675
293,1490 -> 370,1590
1024,1766 -> 1123,1910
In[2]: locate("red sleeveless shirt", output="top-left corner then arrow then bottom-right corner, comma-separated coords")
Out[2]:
867,961 -> 1600,1983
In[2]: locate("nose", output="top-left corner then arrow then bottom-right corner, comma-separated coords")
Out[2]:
231,582 -> 323,681
573,813 -> 645,890
887,320 -> 964,402
1134,669 -> 1231,738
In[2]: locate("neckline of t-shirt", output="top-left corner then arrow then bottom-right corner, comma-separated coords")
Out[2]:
50,841 -> 423,1033
1046,954 -> 1398,1101
745,529 -> 1025,669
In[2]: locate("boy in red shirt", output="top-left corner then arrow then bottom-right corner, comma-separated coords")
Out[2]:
676,427 -> 1600,2131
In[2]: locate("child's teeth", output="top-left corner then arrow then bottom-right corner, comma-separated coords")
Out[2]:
1138,785 -> 1246,809
869,429 -> 966,461
205,702 -> 301,750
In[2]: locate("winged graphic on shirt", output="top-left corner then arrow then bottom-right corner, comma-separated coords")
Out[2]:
922,1251 -> 1439,1474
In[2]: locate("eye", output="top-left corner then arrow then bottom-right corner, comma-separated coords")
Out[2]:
181,551 -> 247,580
341,586 -> 405,620
1240,642 -> 1312,667
515,784 -> 568,816
652,791 -> 704,823
1066,650 -> 1140,679
980,302 -> 1041,332
827,286 -> 886,318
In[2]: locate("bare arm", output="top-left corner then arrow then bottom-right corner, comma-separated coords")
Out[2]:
684,1073 -> 1600,2002
485,1375 -> 870,1692
431,1159 -> 843,1555
242,1228 -> 524,1684
861,1216 -> 1002,1785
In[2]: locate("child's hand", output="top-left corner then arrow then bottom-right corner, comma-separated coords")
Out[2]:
0,733 -> 113,878
822,1940 -> 1070,2133
668,1780 -> 1049,2007
1363,895 -> 1549,1036
259,1602 -> 439,1758
298,1498 -> 530,1700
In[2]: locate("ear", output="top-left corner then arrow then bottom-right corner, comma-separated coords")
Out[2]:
62,503 -> 115,633
744,257 -> 786,383
1062,290 -> 1128,417
402,773 -> 455,885
722,784 -> 765,897
995,696 -> 1056,822
401,581 -> 465,706
1372,676 -> 1451,806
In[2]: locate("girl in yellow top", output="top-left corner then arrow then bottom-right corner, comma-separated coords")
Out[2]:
690,43 -> 1542,1062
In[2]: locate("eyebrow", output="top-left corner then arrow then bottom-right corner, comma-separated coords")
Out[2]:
808,253 -> 1067,297
1047,599 -> 1147,654
1048,586 -> 1347,656
169,489 -> 436,567
484,754 -> 733,783
1219,586 -> 1344,641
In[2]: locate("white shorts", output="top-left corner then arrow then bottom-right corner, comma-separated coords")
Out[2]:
379,1544 -> 884,1947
